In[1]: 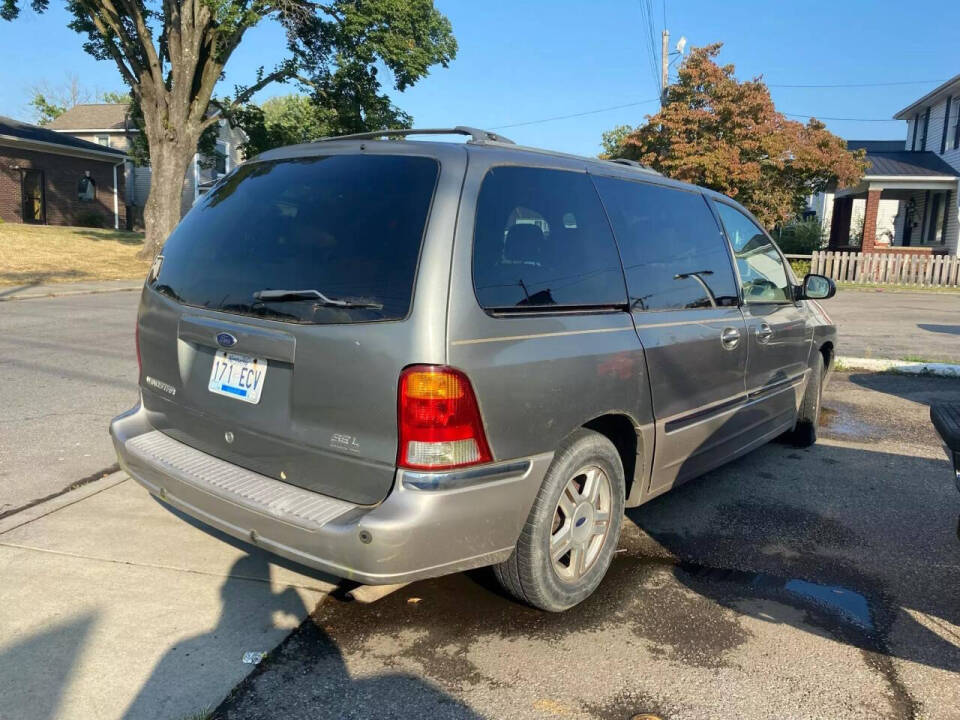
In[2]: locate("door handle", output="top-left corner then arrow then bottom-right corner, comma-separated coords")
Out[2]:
720,326 -> 741,350
756,323 -> 774,344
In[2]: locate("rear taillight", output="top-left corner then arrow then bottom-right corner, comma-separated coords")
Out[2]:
135,321 -> 142,378
398,365 -> 492,470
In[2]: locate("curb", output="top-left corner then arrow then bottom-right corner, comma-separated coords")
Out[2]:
836,356 -> 960,378
0,285 -> 142,302
0,472 -> 128,535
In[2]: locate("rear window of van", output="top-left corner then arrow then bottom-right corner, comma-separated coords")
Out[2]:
150,154 -> 439,324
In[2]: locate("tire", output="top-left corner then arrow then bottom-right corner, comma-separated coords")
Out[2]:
787,352 -> 824,448
493,428 -> 625,612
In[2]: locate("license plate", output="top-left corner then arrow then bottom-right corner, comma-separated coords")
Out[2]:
208,351 -> 268,404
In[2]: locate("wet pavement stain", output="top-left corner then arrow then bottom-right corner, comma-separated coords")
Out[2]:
213,546 -> 911,720
580,689 -> 675,720
820,403 -> 886,441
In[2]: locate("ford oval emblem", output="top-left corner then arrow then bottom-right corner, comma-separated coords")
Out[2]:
216,332 -> 237,348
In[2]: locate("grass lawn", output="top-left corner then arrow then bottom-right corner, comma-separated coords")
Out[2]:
0,223 -> 150,287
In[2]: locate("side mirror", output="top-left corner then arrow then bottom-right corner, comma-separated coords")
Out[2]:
800,273 -> 836,300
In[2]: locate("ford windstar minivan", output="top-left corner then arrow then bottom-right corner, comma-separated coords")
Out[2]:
111,127 -> 837,611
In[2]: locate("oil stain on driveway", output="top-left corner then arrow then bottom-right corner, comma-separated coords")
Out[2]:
213,372 -> 960,720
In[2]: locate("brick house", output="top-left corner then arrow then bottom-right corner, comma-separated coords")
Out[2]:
47,103 -> 246,223
813,75 -> 960,256
0,115 -> 126,228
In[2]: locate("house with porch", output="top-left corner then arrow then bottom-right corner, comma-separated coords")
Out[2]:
813,74 -> 960,256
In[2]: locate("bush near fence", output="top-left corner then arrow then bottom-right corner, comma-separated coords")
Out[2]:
810,251 -> 960,288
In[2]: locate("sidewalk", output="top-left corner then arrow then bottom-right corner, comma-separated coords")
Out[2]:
0,474 -> 336,720
0,278 -> 143,301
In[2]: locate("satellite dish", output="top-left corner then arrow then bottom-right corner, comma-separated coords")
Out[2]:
676,36 -> 687,54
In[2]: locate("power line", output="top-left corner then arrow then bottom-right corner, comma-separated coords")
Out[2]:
783,112 -> 899,122
637,0 -> 660,93
489,98 -> 661,130
768,78 -> 949,89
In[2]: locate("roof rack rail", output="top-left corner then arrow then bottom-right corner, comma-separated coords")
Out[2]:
313,126 -> 515,145
607,157 -> 643,167
606,157 -> 661,175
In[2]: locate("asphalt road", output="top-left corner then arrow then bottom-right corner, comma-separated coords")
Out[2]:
0,291 -> 140,514
828,288 -> 960,363
216,372 -> 960,720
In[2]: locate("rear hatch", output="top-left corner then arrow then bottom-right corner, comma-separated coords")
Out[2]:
137,153 -> 440,505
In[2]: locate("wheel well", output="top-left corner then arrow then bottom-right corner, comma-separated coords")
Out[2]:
819,341 -> 834,371
583,414 -> 639,500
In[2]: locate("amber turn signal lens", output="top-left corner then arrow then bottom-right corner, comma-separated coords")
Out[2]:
403,370 -> 465,400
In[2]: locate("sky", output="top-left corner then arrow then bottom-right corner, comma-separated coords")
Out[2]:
1,0 -> 958,156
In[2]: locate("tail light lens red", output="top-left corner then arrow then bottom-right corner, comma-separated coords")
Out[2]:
398,365 -> 492,470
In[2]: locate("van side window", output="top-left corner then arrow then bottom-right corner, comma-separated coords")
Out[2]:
713,202 -> 792,304
472,166 -> 627,310
592,176 -> 738,311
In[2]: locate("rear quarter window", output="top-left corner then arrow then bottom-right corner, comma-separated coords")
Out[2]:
593,176 -> 739,310
472,166 -> 627,310
150,154 -> 439,324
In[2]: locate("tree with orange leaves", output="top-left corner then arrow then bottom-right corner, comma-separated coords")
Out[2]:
603,43 -> 867,227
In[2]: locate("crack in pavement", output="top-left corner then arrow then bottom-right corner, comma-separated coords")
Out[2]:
0,463 -> 120,522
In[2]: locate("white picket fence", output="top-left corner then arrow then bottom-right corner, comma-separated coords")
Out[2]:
809,250 -> 960,288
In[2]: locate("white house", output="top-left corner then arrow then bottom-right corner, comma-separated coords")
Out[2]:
47,103 -> 246,228
816,75 -> 960,256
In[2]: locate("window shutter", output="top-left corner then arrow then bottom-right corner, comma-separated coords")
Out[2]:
942,97 -> 952,154
921,107 -> 931,150
912,113 -> 920,150
942,191 -> 952,245
955,107 -> 960,149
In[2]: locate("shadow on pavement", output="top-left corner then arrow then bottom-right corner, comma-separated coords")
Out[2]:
0,613 -> 97,720
121,554 -> 309,720
626,438 -> 960,678
918,323 -> 960,337
131,502 -> 481,720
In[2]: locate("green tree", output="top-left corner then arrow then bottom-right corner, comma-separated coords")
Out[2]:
2,0 -> 457,258
603,44 -> 867,226
29,93 -> 66,125
235,94 -> 336,156
599,124 -> 633,159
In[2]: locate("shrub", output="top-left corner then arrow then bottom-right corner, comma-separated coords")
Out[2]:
75,211 -> 105,228
776,218 -> 824,254
789,259 -> 811,278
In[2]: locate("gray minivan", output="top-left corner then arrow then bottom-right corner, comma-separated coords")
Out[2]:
111,127 -> 837,612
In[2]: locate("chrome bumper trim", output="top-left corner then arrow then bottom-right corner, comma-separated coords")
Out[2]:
401,460 -> 532,491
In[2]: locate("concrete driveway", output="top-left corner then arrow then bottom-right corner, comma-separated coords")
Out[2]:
1,371 -> 957,720
828,288 -> 960,363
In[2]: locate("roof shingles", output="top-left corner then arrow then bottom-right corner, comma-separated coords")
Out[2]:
0,115 -> 127,157
847,140 -> 958,178
46,103 -> 133,131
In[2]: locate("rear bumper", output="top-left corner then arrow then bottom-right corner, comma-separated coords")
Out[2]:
110,402 -> 552,584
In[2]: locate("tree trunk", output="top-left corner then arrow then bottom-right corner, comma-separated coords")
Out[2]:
139,140 -> 194,259
137,78 -> 207,260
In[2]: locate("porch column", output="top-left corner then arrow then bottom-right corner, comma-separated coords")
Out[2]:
862,187 -> 882,253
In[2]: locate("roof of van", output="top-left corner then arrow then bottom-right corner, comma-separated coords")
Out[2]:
249,126 -> 749,210
255,125 -> 664,177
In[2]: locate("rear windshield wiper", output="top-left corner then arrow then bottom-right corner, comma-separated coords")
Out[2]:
252,289 -> 383,310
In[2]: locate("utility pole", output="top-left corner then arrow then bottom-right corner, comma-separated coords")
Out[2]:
661,29 -> 670,105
